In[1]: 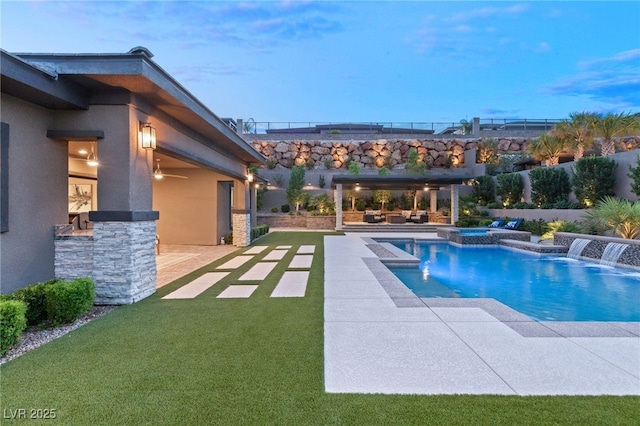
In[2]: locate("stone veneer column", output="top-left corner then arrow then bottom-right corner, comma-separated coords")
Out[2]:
430,190 -> 437,213
233,210 -> 251,247
450,185 -> 459,225
335,184 -> 343,231
91,220 -> 157,304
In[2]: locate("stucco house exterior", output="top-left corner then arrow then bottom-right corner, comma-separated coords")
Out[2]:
0,47 -> 264,303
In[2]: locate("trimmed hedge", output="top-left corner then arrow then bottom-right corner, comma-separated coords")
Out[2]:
250,224 -> 270,242
0,299 -> 27,356
8,279 -> 58,326
45,278 -> 95,325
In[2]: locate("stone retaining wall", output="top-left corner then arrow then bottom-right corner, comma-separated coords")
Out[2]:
251,137 -> 531,170
257,214 -> 335,230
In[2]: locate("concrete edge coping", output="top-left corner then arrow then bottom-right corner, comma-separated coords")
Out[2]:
499,238 -> 569,253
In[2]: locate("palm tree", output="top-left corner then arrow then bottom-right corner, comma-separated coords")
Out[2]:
552,111 -> 598,160
589,112 -> 640,156
527,134 -> 567,166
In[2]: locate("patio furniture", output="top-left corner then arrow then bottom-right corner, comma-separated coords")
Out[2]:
408,210 -> 428,223
389,215 -> 406,224
503,218 -> 523,230
363,210 -> 385,223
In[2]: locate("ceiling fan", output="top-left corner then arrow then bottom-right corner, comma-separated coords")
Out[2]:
153,159 -> 188,179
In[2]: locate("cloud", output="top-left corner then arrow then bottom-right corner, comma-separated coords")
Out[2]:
544,49 -> 640,108
480,108 -> 522,117
446,3 -> 529,23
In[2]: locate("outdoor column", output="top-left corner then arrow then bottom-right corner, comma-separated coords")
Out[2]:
430,190 -> 437,213
232,178 -> 251,247
450,185 -> 459,225
89,118 -> 158,304
335,184 -> 343,231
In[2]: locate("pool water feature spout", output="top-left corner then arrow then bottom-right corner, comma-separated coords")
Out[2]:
600,242 -> 630,267
567,238 -> 591,259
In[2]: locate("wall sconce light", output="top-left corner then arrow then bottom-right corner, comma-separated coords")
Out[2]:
140,122 -> 157,150
247,171 -> 254,183
86,142 -> 99,167
355,183 -> 360,192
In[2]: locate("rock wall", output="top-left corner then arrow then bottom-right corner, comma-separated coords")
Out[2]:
251,138 -> 530,169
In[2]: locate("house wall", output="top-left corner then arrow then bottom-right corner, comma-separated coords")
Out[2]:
153,169 -> 235,245
1,95 -> 68,293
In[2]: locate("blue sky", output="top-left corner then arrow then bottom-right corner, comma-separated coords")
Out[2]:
1,1 -> 639,124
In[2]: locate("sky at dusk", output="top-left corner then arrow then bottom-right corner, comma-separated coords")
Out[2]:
1,1 -> 639,126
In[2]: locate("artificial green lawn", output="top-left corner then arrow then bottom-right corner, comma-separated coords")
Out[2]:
1,232 -> 638,425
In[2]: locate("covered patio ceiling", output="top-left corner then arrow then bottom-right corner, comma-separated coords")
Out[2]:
331,172 -> 474,190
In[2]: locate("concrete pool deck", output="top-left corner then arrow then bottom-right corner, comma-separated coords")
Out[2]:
324,232 -> 640,395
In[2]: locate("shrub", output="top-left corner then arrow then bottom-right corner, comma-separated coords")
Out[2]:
318,175 -> 326,189
355,200 -> 366,211
571,156 -> 617,207
0,299 -> 27,356
521,218 -> 549,236
471,175 -> 495,205
406,148 -> 426,175
271,207 -> 278,213
348,161 -> 361,175
541,220 -> 582,241
265,157 -> 277,169
323,157 -> 332,169
225,232 -> 233,245
281,204 -> 290,213
478,218 -> 494,226
7,279 -> 58,326
305,158 -> 315,170
529,167 -> 571,207
308,193 -> 336,215
628,156 -> 640,196
496,173 -> 524,206
456,218 -> 480,228
486,201 -> 501,209
584,196 -> 640,239
45,278 -> 95,325
513,202 -> 535,209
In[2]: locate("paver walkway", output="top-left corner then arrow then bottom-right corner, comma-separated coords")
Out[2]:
324,233 -> 640,396
162,245 -> 316,299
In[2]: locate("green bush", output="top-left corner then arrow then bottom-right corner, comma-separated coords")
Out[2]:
496,173 -> 524,206
571,156 -> 617,208
521,218 -> 549,236
486,201 -> 501,209
271,207 -> 278,213
540,220 -> 582,241
225,232 -> 233,245
45,278 -> 95,325
7,279 -> 58,326
250,224 -> 270,242
529,167 -> 571,207
281,204 -> 290,213
628,156 -> 640,196
355,200 -> 366,211
0,299 -> 27,356
479,218 -> 494,226
471,175 -> 495,205
513,202 -> 535,209
456,218 -> 480,228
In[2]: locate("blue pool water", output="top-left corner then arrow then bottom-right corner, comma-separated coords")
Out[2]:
387,241 -> 640,322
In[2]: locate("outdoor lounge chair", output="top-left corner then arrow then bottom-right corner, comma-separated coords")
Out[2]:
487,218 -> 506,228
503,218 -> 523,230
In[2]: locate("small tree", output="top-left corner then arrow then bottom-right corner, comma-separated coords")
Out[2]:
571,156 -> 617,207
471,175 -> 495,205
373,190 -> 392,211
286,165 -> 307,213
348,161 -> 361,175
496,173 -> 524,207
308,193 -> 336,215
528,134 -> 567,166
529,167 -> 571,207
628,156 -> 640,197
406,148 -> 426,175
552,111 -> 598,160
590,112 -> 640,156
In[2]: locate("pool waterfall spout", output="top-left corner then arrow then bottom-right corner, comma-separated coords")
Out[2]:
567,238 -> 591,259
600,242 -> 630,267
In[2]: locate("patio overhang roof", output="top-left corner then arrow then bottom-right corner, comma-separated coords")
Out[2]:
1,48 -> 264,166
331,172 -> 474,190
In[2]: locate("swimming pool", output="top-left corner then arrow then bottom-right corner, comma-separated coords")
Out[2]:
387,241 -> 640,322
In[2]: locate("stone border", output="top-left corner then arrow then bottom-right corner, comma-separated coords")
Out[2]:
362,238 -> 639,338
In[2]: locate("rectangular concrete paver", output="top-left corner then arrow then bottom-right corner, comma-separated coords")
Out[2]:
288,255 -> 313,269
271,271 -> 309,297
263,249 -> 288,261
238,262 -> 278,281
217,285 -> 259,298
297,245 -> 315,254
276,245 -> 292,249
162,272 -> 229,299
216,255 -> 253,270
244,245 -> 268,254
